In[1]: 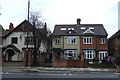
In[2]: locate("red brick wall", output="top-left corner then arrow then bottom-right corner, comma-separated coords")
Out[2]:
52,52 -> 86,67
52,59 -> 84,67
97,39 -> 108,51
80,37 -> 97,50
37,56 -> 46,63
80,36 -> 108,62
23,49 -> 32,67
80,36 -> 108,51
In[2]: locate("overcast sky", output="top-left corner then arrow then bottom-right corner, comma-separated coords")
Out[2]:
0,0 -> 119,38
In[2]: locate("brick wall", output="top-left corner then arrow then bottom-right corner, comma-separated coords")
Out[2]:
80,36 -> 108,51
80,37 -> 97,50
52,53 -> 86,67
37,56 -> 46,63
52,59 -> 84,67
23,49 -> 32,67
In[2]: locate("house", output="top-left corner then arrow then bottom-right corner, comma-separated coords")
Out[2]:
1,20 -> 50,66
52,19 -> 108,67
109,30 -> 120,56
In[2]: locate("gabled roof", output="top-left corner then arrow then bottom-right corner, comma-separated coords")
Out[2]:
109,30 -> 120,39
53,24 -> 108,36
2,20 -> 34,38
80,24 -> 108,36
6,44 -> 20,53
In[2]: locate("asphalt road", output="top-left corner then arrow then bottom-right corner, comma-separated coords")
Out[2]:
1,72 -> 120,80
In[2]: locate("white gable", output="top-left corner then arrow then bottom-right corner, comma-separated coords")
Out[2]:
83,29 -> 94,34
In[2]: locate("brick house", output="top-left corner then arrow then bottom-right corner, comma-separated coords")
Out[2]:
109,30 -> 120,56
52,19 -> 108,67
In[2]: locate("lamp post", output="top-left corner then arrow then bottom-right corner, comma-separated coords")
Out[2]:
26,0 -> 30,66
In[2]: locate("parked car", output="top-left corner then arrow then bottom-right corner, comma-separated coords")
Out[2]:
102,56 -> 116,64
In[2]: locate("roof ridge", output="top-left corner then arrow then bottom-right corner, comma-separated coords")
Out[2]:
55,24 -> 103,26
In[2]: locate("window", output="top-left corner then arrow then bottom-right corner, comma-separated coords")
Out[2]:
25,37 -> 33,45
89,27 -> 94,29
83,37 -> 92,44
84,50 -> 95,59
64,50 -> 77,60
11,37 -> 18,44
55,38 -> 60,44
61,28 -> 66,30
99,51 -> 108,60
81,27 -> 86,29
68,28 -> 74,30
100,38 -> 105,44
67,37 -> 76,44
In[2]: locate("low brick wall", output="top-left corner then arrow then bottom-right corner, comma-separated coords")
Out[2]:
37,56 -> 46,63
3,62 -> 24,67
52,59 -> 84,67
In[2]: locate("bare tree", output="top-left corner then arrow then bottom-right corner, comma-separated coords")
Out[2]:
29,11 -> 47,66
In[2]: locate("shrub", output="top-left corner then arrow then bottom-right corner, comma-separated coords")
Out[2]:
93,57 -> 99,62
114,55 -> 120,65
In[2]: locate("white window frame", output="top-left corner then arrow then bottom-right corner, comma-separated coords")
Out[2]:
84,50 -> 95,59
67,37 -> 76,44
64,50 -> 77,59
99,51 -> 108,60
55,38 -> 60,44
83,37 -> 92,44
100,38 -> 105,44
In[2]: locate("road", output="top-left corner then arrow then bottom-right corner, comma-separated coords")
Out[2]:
1,72 -> 120,80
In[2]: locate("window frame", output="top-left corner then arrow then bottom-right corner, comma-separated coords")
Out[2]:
83,37 -> 92,44
11,37 -> 18,44
84,50 -> 95,59
67,37 -> 76,44
55,38 -> 60,44
64,50 -> 77,59
100,38 -> 106,44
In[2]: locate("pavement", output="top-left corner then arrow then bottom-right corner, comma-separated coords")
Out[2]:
2,66 -> 119,73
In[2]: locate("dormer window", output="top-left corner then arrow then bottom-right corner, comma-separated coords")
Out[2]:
67,29 -> 76,34
68,28 -> 74,30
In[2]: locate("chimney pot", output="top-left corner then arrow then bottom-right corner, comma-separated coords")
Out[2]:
77,18 -> 81,25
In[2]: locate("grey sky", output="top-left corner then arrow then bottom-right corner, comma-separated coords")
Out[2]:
0,0 -> 119,38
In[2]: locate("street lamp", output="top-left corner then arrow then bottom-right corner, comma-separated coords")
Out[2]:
26,0 -> 30,66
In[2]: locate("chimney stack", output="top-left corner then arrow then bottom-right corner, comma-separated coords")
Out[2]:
77,18 -> 81,25
9,23 -> 14,30
44,22 -> 47,30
